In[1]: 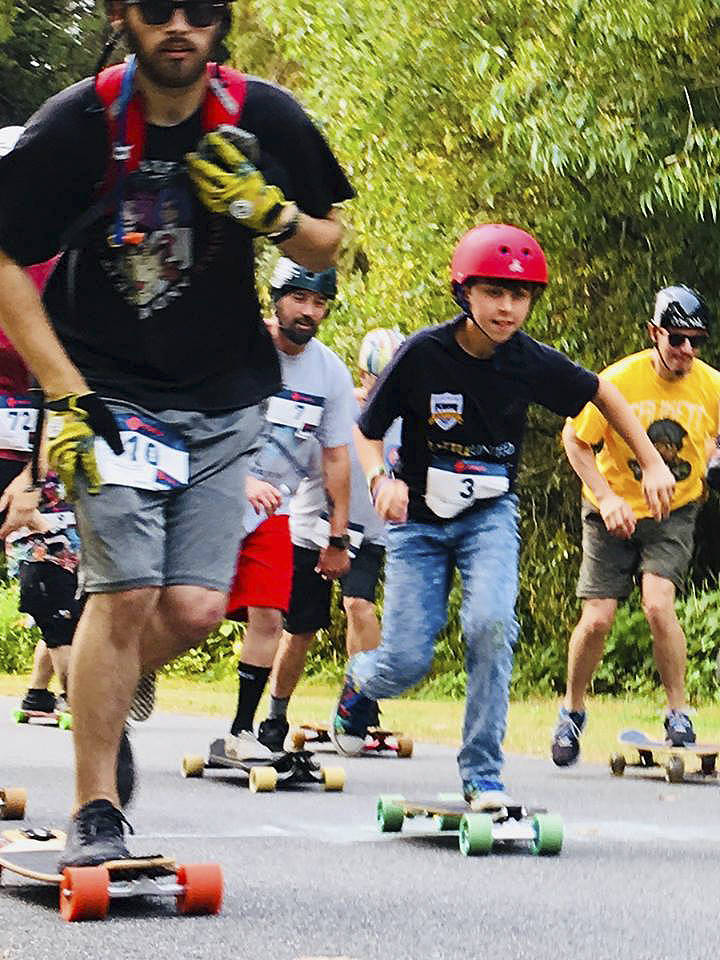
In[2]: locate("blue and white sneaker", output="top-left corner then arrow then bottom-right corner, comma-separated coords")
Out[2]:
330,675 -> 376,757
664,709 -> 696,747
463,780 -> 514,813
551,707 -> 587,767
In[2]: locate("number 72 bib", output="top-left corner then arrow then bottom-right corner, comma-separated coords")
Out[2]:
94,411 -> 189,491
425,456 -> 509,519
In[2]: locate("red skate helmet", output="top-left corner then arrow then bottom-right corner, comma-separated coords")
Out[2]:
451,224 -> 548,310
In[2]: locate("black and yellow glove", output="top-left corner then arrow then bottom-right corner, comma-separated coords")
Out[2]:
186,125 -> 293,233
46,393 -> 123,500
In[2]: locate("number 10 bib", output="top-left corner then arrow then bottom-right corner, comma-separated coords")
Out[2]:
95,411 -> 189,491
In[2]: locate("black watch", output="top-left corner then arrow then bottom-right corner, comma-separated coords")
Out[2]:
328,534 -> 350,550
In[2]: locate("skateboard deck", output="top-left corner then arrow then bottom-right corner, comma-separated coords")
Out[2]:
13,708 -> 72,730
376,794 -> 563,856
611,730 -> 720,782
0,787 -> 26,820
0,827 -> 223,921
181,738 -> 346,792
292,722 -> 413,758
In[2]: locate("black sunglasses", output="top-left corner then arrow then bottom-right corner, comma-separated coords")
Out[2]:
126,0 -> 226,28
664,331 -> 709,349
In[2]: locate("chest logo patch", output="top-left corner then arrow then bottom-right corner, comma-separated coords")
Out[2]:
429,393 -> 464,431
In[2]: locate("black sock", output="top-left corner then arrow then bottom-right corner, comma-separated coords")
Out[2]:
230,662 -> 271,736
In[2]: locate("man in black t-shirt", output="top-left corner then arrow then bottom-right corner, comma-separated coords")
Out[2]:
330,224 -> 674,810
0,0 -> 352,866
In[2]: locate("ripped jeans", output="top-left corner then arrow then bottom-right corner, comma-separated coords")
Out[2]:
349,494 -> 520,788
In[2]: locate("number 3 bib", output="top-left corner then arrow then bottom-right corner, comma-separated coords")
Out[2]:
425,456 -> 510,519
95,411 -> 189,491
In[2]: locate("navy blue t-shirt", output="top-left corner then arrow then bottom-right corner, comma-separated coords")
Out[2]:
358,318 -> 599,523
0,76 -> 353,412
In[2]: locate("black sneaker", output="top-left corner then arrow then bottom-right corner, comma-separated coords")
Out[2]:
129,671 -> 156,723
551,708 -> 587,767
257,716 -> 289,752
664,709 -> 696,746
116,727 -> 136,808
20,688 -> 56,714
367,699 -> 381,729
57,799 -> 133,869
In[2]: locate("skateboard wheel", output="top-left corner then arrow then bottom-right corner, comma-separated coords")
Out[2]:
665,756 -> 685,784
321,766 -> 345,791
609,753 -> 626,777
13,710 -> 28,724
437,814 -> 462,831
376,794 -> 405,833
181,754 -> 205,778
530,813 -> 564,856
58,712 -> 73,731
0,787 -> 27,820
291,730 -> 307,750
701,755 -> 716,776
458,813 -> 493,856
176,863 -> 223,916
395,736 -> 414,759
60,866 -> 110,921
249,766 -> 277,792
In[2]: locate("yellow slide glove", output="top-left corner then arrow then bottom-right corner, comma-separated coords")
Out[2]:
186,126 -> 291,233
46,393 -> 123,500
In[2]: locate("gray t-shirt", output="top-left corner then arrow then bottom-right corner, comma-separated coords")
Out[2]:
346,404 -> 402,546
245,337 -> 354,539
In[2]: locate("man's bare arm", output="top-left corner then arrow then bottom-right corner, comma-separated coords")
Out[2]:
0,251 -> 87,396
278,209 -> 342,272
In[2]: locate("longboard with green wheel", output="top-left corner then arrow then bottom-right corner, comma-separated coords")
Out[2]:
376,794 -> 563,856
292,722 -> 414,758
13,708 -> 72,730
611,730 -> 720,783
0,827 -> 223,922
181,738 -> 346,792
0,788 -> 26,820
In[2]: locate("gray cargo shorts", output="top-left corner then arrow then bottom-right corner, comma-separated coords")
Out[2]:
576,498 -> 700,599
74,401 -> 265,594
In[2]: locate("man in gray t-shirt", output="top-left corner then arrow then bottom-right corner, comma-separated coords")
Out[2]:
224,259 -> 353,761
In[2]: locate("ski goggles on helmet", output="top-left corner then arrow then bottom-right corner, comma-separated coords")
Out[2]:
664,331 -> 709,350
125,0 -> 226,28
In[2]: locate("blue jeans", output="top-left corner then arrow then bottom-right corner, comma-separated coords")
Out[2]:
349,494 -> 520,788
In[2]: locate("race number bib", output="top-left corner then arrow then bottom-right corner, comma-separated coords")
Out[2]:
425,456 -> 509,519
311,512 -> 364,559
0,395 -> 38,453
95,411 -> 189,491
266,389 -> 324,439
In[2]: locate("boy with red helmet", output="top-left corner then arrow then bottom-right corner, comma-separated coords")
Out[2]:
331,223 -> 675,808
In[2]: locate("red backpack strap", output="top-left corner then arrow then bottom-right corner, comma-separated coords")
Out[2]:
203,63 -> 247,130
95,62 -> 145,187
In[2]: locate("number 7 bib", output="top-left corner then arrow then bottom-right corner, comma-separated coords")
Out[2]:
94,411 -> 189,491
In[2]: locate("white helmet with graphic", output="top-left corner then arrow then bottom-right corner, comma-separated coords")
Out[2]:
358,328 -> 405,377
0,126 -> 25,158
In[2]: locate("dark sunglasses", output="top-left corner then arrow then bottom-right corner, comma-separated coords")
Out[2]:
126,0 -> 226,28
664,331 -> 709,349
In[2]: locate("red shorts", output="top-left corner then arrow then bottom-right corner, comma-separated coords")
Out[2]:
226,513 -> 293,620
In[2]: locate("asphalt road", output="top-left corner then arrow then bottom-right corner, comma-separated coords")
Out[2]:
1,695 -> 719,960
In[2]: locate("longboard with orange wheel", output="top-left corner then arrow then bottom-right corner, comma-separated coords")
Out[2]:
292,723 -> 414,758
181,737 -> 346,792
0,787 -> 26,820
0,827 -> 223,922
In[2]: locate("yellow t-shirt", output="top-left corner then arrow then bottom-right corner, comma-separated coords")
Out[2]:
571,349 -> 720,518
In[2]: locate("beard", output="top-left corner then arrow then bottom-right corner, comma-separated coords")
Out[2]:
124,20 -> 217,89
280,321 -> 316,346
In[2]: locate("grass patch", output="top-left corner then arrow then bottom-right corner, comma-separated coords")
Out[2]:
3,673 -> 719,765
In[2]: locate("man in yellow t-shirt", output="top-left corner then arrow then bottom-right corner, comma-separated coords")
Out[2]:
552,285 -> 720,765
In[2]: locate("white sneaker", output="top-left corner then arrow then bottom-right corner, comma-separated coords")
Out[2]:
224,731 -> 274,762
468,789 -> 515,813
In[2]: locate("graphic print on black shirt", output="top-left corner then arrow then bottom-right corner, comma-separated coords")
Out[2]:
0,77 -> 354,413
358,320 -> 599,523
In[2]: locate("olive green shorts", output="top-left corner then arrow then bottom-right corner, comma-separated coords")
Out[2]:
576,499 -> 700,599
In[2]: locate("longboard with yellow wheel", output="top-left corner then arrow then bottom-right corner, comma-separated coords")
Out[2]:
292,722 -> 414,758
0,787 -> 27,820
375,793 -> 563,857
0,827 -> 223,922
181,738 -> 346,792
